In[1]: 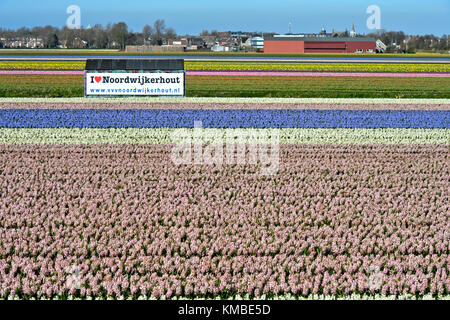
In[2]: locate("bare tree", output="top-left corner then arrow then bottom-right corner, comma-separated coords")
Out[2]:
41,25 -> 59,48
16,27 -> 31,38
165,27 -> 176,40
92,24 -> 108,48
210,30 -> 219,39
58,26 -> 76,47
438,35 -> 448,51
142,25 -> 153,44
111,22 -> 128,50
153,19 -> 166,45
46,33 -> 59,48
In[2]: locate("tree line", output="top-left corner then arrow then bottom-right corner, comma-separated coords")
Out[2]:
0,22 -> 448,53
0,20 -> 176,49
367,31 -> 449,53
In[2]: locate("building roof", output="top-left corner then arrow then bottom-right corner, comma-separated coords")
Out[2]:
265,36 -> 375,42
85,59 -> 184,71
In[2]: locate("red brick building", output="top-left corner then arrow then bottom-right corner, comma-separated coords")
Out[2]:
264,36 -> 376,54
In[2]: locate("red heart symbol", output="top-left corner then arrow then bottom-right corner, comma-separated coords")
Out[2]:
95,76 -> 102,83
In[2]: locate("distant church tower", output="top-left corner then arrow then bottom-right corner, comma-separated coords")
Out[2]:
350,22 -> 356,37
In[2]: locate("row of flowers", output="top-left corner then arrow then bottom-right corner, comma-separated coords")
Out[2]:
185,71 -> 450,78
3,294 -> 450,300
0,144 -> 448,299
3,70 -> 449,78
0,61 -> 449,73
0,102 -> 448,111
185,62 -> 450,73
0,61 -> 84,70
1,97 -> 448,107
0,128 -> 448,144
1,109 -> 448,128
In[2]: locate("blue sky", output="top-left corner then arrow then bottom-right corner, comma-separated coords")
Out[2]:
0,0 -> 448,35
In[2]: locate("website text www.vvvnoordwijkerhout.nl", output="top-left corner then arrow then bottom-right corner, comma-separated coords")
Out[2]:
89,87 -> 182,94
87,74 -> 183,94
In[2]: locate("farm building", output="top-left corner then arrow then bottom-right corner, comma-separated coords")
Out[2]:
250,37 -> 264,50
264,35 -> 376,54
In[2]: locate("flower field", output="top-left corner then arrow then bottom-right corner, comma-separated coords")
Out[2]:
3,70 -> 450,79
0,57 -> 449,98
186,62 -> 450,73
0,74 -> 449,98
1,61 -> 449,74
1,128 -> 449,145
1,97 -> 449,109
0,51 -> 449,300
0,96 -> 449,300
0,61 -> 85,70
0,109 -> 448,128
0,143 -> 449,299
186,71 -> 450,78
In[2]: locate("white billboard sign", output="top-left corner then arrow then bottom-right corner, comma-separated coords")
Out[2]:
85,72 -> 184,96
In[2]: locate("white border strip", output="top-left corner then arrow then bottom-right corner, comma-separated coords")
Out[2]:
0,97 -> 449,105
